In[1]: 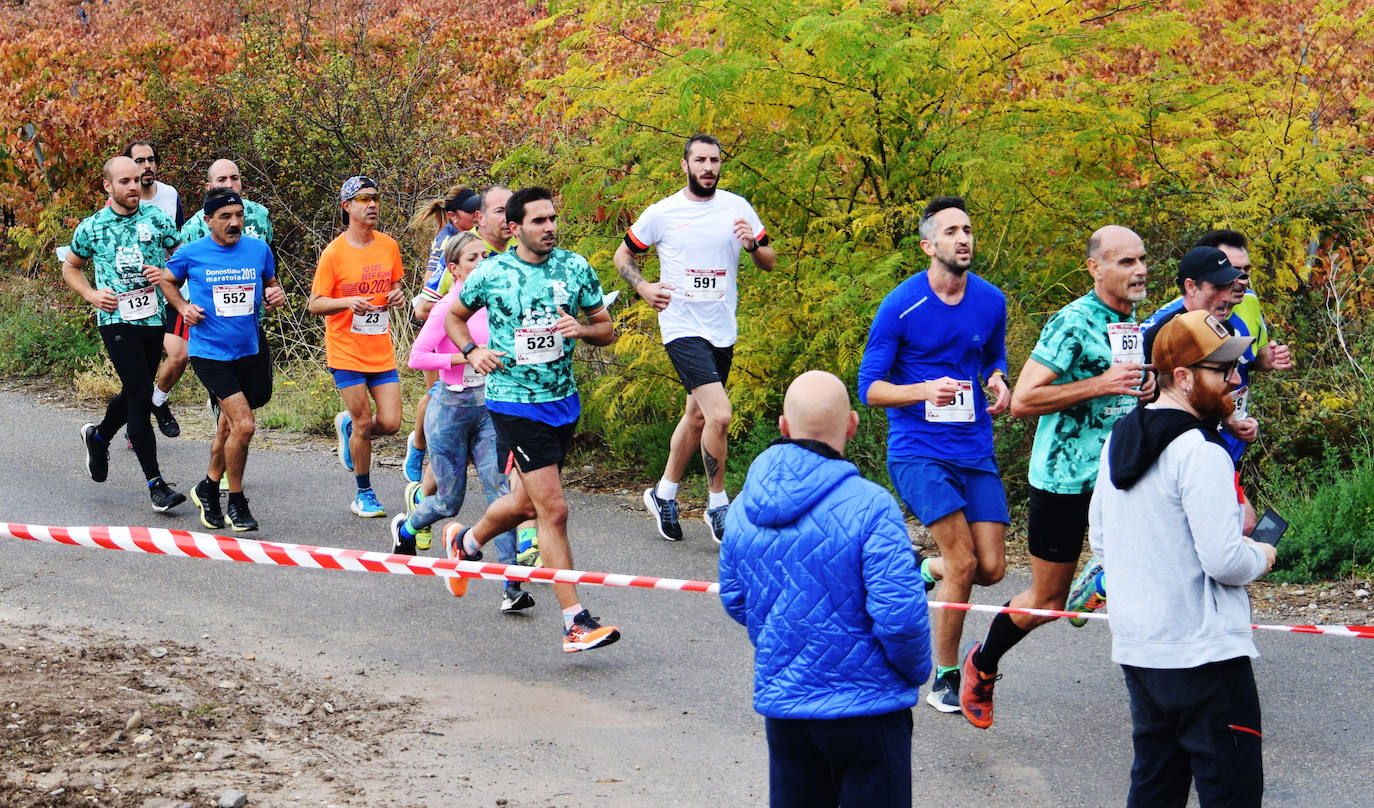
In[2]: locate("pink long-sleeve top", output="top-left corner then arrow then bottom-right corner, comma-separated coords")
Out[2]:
408,282 -> 488,389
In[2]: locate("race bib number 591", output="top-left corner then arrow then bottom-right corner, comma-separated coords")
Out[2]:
682,267 -> 727,301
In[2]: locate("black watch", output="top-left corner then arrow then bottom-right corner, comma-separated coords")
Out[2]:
460,342 -> 478,357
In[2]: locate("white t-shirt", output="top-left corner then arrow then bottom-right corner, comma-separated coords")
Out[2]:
626,188 -> 766,347
147,181 -> 181,223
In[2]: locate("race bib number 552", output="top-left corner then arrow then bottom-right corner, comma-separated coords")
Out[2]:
213,284 -> 254,317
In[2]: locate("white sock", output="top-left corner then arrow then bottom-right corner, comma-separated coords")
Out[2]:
562,603 -> 583,629
151,387 -> 170,407
708,489 -> 730,509
655,478 -> 679,501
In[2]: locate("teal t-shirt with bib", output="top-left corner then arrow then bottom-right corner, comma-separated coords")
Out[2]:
179,198 -> 273,245
1027,292 -> 1140,495
69,203 -> 180,328
459,248 -> 604,405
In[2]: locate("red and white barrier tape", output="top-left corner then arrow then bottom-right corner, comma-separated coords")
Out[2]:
4,522 -> 1371,640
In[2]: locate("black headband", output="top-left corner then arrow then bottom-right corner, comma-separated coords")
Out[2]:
204,190 -> 244,217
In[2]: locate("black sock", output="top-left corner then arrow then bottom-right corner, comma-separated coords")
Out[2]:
228,491 -> 247,507
974,606 -> 1030,674
201,476 -> 218,491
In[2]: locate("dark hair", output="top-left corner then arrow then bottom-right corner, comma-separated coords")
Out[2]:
505,186 -> 554,226
683,134 -> 722,161
1195,229 -> 1248,251
918,196 -> 967,240
120,139 -> 158,161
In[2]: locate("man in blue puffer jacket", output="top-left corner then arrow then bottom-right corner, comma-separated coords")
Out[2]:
721,370 -> 932,808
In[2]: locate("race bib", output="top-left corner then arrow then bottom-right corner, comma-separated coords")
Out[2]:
117,286 -> 157,321
212,283 -> 255,317
461,362 -> 486,387
1108,322 -> 1144,365
350,309 -> 389,335
1232,385 -> 1250,420
682,267 -> 727,302
925,380 -> 976,423
514,325 -> 564,365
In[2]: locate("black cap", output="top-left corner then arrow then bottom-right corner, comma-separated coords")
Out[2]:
1176,245 -> 1241,288
445,189 -> 480,214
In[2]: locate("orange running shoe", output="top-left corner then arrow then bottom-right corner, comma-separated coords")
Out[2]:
563,610 -> 621,653
959,642 -> 1000,729
443,522 -> 479,597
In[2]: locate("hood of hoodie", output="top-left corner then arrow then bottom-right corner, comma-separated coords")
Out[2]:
1108,405 -> 1224,490
739,438 -> 858,528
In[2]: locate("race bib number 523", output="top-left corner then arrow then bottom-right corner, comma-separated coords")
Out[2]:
514,326 -> 564,365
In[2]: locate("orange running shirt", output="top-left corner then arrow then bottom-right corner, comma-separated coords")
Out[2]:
311,231 -> 405,372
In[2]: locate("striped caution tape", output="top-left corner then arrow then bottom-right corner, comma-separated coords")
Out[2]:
4,522 -> 1371,639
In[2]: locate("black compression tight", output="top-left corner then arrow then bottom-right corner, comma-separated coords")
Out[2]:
96,322 -> 164,481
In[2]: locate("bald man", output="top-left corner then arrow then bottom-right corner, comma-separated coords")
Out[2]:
959,226 -> 1157,729
720,371 -> 931,808
64,155 -> 186,512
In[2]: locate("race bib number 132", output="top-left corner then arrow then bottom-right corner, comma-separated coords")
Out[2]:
117,286 -> 157,321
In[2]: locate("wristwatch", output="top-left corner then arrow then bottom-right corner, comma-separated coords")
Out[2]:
460,342 -> 478,357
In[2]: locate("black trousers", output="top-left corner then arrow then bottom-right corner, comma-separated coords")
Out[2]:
765,708 -> 912,808
1122,657 -> 1263,808
97,322 -> 164,480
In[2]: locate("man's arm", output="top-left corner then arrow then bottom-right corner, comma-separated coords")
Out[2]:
614,241 -> 673,311
61,253 -> 117,313
733,218 -> 775,271
157,270 -> 204,326
1010,358 -> 1153,418
263,277 -> 286,309
1253,342 -> 1293,371
856,300 -> 961,408
554,305 -> 615,347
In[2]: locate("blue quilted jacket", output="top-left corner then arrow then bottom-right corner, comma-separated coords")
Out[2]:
720,438 -> 932,719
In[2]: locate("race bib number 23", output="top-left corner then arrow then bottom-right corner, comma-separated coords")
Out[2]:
350,309 -> 389,335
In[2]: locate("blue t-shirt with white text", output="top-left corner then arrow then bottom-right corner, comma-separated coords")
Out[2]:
166,236 -> 276,361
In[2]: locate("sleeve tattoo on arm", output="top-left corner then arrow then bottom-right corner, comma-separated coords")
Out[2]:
616,253 -> 646,289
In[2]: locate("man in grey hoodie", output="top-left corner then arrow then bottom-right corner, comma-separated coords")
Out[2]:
1088,309 -> 1276,808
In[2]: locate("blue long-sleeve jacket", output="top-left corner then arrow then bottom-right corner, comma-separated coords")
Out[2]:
720,438 -> 933,719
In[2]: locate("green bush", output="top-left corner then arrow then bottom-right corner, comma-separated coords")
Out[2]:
1268,452 -> 1374,582
0,273 -> 102,378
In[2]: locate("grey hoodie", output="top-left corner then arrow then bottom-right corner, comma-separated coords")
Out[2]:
1088,405 -> 1270,669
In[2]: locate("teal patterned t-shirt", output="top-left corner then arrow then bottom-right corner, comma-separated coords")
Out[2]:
1026,292 -> 1140,495
460,248 -> 604,404
69,203 -> 180,327
179,198 -> 273,245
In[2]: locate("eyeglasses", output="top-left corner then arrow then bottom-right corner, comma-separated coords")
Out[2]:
132,156 -> 156,165
350,194 -> 380,204
1194,361 -> 1239,377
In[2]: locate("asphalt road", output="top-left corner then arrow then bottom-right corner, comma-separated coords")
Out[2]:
0,388 -> 1368,806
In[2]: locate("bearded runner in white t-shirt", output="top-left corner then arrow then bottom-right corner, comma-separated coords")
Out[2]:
614,134 -> 776,545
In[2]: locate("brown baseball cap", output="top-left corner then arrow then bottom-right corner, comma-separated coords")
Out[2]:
1153,309 -> 1254,375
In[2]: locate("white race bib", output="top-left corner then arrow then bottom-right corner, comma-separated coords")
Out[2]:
461,363 -> 486,387
350,309 -> 389,335
682,267 -> 727,301
1108,322 -> 1144,365
925,380 -> 976,423
514,325 -> 564,365
1232,385 -> 1250,420
117,286 -> 157,321
212,283 -> 255,317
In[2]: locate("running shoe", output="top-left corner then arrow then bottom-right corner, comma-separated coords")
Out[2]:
219,471 -> 229,492
151,402 -> 180,438
704,505 -> 728,545
389,513 -> 416,556
959,642 -> 1000,730
442,522 -> 481,597
926,668 -> 962,713
226,497 -> 259,532
563,610 -> 621,653
404,431 -> 424,484
404,481 -> 431,550
643,488 -> 683,541
916,551 -> 936,593
1066,555 -> 1107,627
190,478 -> 224,530
350,487 -> 385,518
516,527 -> 541,567
148,477 -> 186,513
334,411 -> 354,471
500,587 -> 536,613
81,423 -> 108,483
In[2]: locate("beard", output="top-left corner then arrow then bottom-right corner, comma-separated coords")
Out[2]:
1188,377 -> 1236,421
686,171 -> 717,198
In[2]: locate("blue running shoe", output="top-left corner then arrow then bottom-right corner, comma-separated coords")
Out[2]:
1066,555 -> 1106,627
334,411 -> 354,471
704,505 -> 727,545
350,487 -> 384,518
404,481 -> 431,550
404,431 -> 424,484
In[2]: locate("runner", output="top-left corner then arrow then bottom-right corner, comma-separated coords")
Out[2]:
307,175 -> 406,518
856,195 -> 1010,716
63,155 -> 186,512
122,139 -> 185,439
958,226 -> 1155,729
402,186 -> 480,490
415,184 -> 511,317
616,134 -> 774,544
390,232 -> 532,612
179,159 -> 274,244
442,186 -> 621,652
162,188 -> 285,531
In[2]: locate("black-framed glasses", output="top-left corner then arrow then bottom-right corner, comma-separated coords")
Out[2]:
1195,361 -> 1239,377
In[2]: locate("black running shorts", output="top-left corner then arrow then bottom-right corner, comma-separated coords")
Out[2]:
489,411 -> 576,474
163,307 -> 190,340
190,345 -> 273,410
1026,486 -> 1093,563
664,336 -> 733,392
